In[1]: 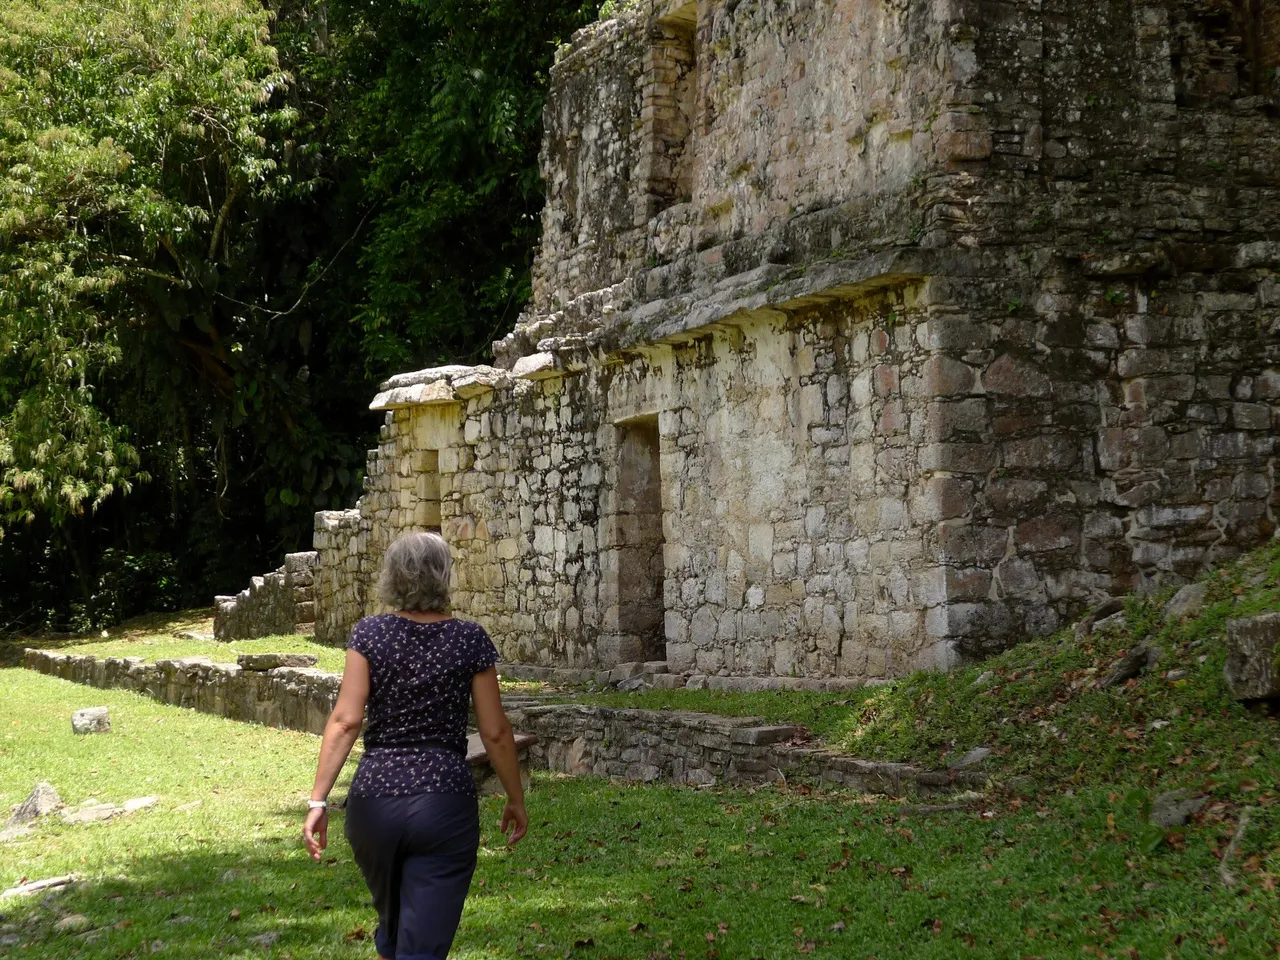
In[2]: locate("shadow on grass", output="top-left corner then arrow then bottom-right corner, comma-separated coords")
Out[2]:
1,814 -> 372,959
4,779 -> 1280,960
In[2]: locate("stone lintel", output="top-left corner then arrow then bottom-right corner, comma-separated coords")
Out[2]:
511,352 -> 561,380
372,364 -> 512,408
379,364 -> 492,392
369,380 -> 458,410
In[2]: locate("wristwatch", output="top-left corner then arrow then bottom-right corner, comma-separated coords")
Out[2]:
307,799 -> 328,810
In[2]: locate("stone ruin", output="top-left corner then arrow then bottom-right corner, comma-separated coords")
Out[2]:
217,0 -> 1280,683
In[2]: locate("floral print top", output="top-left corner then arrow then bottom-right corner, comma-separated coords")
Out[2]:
347,614 -> 498,798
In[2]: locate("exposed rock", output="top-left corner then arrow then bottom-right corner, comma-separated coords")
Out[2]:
949,746 -> 992,770
971,671 -> 993,687
54,914 -> 92,933
236,653 -> 319,671
616,674 -> 649,691
1164,583 -> 1209,621
59,796 -> 156,825
1150,790 -> 1207,828
1098,645 -> 1151,689
71,707 -> 110,735
61,803 -> 119,825
7,782 -> 62,826
607,662 -> 646,683
248,932 -> 281,948
1074,598 -> 1127,638
1224,613 -> 1280,700
0,874 -> 80,899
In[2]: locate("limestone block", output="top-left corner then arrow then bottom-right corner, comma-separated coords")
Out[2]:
71,707 -> 110,734
1225,613 -> 1280,700
237,654 -> 319,671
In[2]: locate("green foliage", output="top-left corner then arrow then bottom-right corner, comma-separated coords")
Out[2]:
0,0 -> 598,630
309,0 -> 599,371
0,0 -> 289,530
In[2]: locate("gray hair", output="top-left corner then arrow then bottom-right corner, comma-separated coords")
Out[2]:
376,532 -> 453,612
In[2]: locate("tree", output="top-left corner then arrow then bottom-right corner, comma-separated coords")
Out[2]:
0,0 -> 291,533
0,0 -> 598,631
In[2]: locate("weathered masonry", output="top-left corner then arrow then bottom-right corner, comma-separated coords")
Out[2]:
217,0 -> 1280,682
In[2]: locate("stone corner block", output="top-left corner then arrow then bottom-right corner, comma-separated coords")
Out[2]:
730,725 -> 798,746
1225,612 -> 1280,700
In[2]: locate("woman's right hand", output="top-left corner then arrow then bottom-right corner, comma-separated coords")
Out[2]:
500,800 -> 528,846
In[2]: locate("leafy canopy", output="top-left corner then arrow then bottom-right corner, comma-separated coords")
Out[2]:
0,0 -> 290,531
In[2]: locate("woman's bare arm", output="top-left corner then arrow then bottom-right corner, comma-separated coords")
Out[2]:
472,666 -> 527,845
303,649 -> 370,860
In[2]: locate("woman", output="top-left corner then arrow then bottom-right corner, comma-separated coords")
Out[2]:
303,531 -> 528,960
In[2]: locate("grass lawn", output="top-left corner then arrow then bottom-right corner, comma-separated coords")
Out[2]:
2,669 -> 1278,959
15,611 -> 350,675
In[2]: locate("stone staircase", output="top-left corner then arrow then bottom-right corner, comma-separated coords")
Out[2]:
213,552 -> 318,640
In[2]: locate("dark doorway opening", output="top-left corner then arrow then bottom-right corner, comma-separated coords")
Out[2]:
615,416 -> 666,662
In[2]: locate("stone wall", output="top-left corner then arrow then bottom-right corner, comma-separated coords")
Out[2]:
313,509 -> 366,646
500,702 -> 987,794
213,552 -> 317,640
23,649 -> 988,795
26,649 -> 340,735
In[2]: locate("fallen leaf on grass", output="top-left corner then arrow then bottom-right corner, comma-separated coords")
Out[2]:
343,925 -> 369,942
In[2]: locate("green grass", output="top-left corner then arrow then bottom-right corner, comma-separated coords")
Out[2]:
3,609 -> 347,674
562,687 -> 862,742
56,633 -> 348,674
3,670 -> 1279,958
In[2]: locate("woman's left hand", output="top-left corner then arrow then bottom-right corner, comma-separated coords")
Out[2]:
303,807 -> 328,861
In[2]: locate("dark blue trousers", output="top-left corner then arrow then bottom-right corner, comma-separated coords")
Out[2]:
345,792 -> 480,960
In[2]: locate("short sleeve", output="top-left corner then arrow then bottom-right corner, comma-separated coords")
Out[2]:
470,624 -> 499,674
347,618 -> 375,660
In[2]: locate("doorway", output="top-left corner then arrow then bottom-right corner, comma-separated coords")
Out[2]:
613,416 -> 666,662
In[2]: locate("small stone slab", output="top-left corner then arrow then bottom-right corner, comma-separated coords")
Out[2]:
237,653 -> 319,671
61,803 -> 119,825
729,725 -> 798,746
0,874 -> 80,899
949,746 -> 992,770
71,707 -> 110,735
466,732 -> 538,764
1150,789 -> 1207,828
1225,612 -> 1280,700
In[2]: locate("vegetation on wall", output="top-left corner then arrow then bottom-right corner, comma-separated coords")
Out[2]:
0,0 -> 597,631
